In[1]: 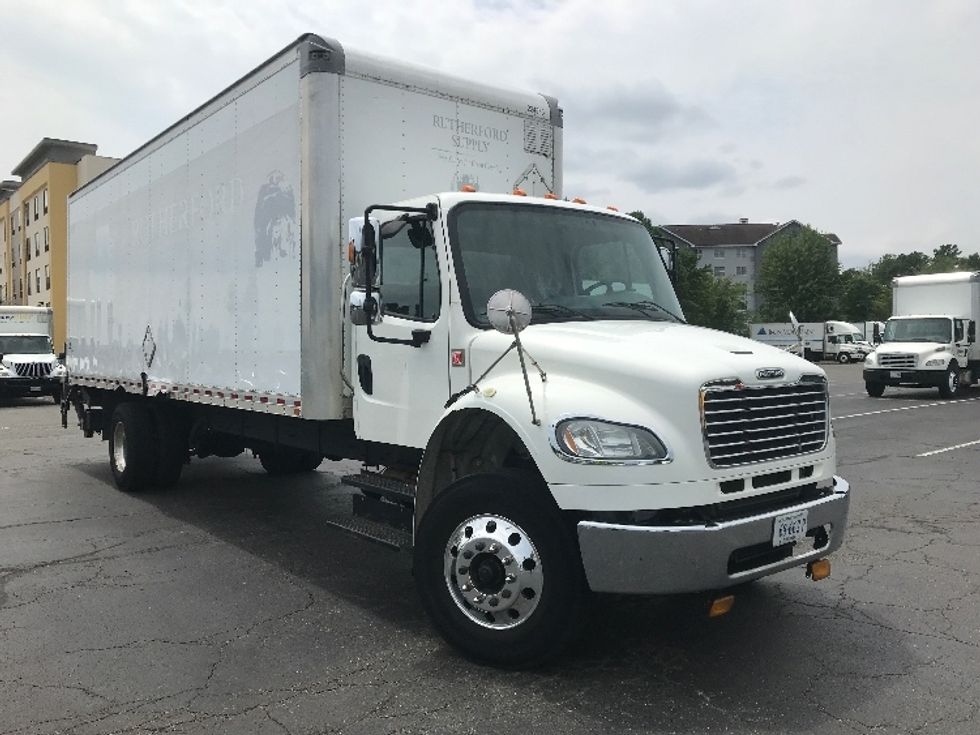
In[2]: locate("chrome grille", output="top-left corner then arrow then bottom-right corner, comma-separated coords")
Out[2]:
11,361 -> 53,378
877,353 -> 916,369
701,379 -> 829,468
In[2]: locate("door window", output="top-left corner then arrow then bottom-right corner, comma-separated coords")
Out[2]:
379,219 -> 440,321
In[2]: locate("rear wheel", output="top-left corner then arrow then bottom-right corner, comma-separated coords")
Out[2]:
414,472 -> 590,667
938,362 -> 960,398
865,381 -> 885,397
108,403 -> 158,492
837,353 -> 850,364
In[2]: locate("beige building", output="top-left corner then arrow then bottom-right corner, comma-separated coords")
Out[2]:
0,139 -> 117,352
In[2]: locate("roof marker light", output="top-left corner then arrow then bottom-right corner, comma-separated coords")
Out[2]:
512,187 -> 527,196
543,193 -> 559,200
572,197 -> 587,204
460,184 -> 477,193
607,206 -> 619,212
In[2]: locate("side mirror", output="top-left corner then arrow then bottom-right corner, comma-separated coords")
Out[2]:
486,289 -> 532,334
349,290 -> 382,326
347,216 -> 381,286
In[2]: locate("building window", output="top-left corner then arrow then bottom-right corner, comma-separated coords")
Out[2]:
696,249 -> 703,260
34,232 -> 40,257
714,266 -> 726,277
35,269 -> 40,295
738,247 -> 748,258
44,226 -> 49,251
24,205 -> 30,230
714,249 -> 725,258
45,264 -> 51,290
25,241 -> 31,261
33,195 -> 39,221
736,265 -> 748,275
43,188 -> 48,214
27,275 -> 31,296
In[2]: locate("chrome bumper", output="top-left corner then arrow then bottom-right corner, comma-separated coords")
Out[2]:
577,477 -> 850,594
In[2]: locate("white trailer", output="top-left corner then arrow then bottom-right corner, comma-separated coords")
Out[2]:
0,306 -> 66,402
64,34 -> 849,666
863,272 -> 980,397
750,320 -> 871,363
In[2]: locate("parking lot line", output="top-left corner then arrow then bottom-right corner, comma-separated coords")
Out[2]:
916,439 -> 980,457
834,396 -> 980,420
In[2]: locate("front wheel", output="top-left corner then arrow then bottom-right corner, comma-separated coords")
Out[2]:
938,362 -> 960,399
837,353 -> 850,364
866,381 -> 885,398
414,472 -> 590,667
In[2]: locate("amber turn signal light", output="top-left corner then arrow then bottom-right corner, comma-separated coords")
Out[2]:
708,594 -> 735,618
807,559 -> 831,581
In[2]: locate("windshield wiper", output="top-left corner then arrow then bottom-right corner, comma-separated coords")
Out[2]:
602,300 -> 686,323
531,303 -> 596,321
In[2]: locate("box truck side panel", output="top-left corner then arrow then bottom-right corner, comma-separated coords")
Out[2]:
69,56 -> 303,400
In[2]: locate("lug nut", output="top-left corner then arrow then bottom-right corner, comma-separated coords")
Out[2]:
488,543 -> 499,554
488,596 -> 499,607
472,594 -> 486,604
502,556 -> 514,566
461,583 -> 472,592
505,574 -> 516,584
462,550 -> 473,559
501,589 -> 512,599
475,541 -> 486,551
458,566 -> 469,575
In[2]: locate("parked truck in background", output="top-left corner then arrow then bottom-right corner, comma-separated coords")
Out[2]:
857,320 -> 885,345
62,34 -> 850,666
863,272 -> 980,398
0,306 -> 66,402
750,319 -> 872,363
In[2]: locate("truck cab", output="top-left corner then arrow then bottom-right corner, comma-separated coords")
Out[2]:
0,306 -> 66,402
864,314 -> 975,397
347,191 -> 850,662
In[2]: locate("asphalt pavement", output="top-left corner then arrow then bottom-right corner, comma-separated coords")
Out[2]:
1,364 -> 978,734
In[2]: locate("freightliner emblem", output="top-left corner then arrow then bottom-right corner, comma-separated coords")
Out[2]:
756,368 -> 785,380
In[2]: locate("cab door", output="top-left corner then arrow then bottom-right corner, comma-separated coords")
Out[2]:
350,213 -> 449,448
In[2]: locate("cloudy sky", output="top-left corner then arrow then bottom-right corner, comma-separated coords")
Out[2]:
2,0 -> 977,267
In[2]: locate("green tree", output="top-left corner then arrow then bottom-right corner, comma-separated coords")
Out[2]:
629,211 -> 748,334
837,269 -> 890,321
869,252 -> 929,285
926,243 -> 963,273
757,225 -> 839,321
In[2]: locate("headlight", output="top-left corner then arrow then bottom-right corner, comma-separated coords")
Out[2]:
924,358 -> 946,367
51,364 -> 67,376
553,418 -> 669,463
864,354 -> 875,365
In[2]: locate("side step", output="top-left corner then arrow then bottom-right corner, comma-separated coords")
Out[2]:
342,472 -> 416,505
323,516 -> 412,551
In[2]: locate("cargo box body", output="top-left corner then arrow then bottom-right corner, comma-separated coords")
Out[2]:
67,34 -> 562,420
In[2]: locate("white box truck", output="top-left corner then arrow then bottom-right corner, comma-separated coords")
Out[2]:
750,319 -> 872,363
863,272 -> 980,397
63,34 -> 850,665
0,306 -> 66,402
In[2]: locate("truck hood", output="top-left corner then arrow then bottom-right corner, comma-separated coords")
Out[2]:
1,353 -> 57,367
469,320 -> 824,389
872,341 -> 948,356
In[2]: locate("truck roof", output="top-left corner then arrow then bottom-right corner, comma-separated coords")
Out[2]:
433,191 -> 637,220
893,271 -> 980,286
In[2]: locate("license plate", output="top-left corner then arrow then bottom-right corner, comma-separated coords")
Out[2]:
773,509 -> 808,547
29,386 -> 42,392
890,371 -> 902,378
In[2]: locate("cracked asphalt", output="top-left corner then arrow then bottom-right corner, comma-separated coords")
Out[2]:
1,364 -> 978,734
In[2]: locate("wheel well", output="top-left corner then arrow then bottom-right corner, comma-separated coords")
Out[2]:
415,409 -> 547,527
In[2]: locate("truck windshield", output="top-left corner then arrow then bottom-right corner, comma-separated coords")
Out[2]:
883,317 -> 952,343
0,335 -> 51,355
448,202 -> 683,326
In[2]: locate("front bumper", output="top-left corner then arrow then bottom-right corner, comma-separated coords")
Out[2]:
863,368 -> 944,387
0,376 -> 60,397
576,476 -> 850,594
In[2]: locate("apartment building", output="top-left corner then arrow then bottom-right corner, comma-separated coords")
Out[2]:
0,138 -> 117,352
660,219 -> 840,313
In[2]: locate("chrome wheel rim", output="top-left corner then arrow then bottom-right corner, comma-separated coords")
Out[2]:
949,370 -> 958,393
444,514 -> 543,630
112,422 -> 127,473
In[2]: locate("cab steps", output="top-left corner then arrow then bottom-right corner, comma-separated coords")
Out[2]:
322,515 -> 412,551
332,472 -> 416,549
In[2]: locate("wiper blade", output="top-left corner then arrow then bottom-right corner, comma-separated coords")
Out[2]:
531,303 -> 596,321
602,300 -> 686,323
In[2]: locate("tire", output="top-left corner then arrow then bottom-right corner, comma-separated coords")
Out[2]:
258,447 -> 323,475
837,353 -> 850,364
51,385 -> 63,404
865,382 -> 885,398
151,405 -> 187,488
413,472 -> 591,668
108,403 -> 158,492
938,362 -> 960,399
